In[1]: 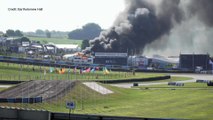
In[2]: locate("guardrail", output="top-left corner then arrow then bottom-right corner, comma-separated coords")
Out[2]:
96,75 -> 171,84
51,112 -> 174,120
0,97 -> 42,103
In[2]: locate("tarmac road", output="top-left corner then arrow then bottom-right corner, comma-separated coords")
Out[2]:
110,73 -> 213,88
0,85 -> 12,88
0,73 -> 212,90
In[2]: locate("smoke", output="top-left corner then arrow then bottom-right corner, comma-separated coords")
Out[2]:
89,0 -> 183,54
188,0 -> 213,27
88,0 -> 213,56
143,18 -> 213,56
144,0 -> 213,56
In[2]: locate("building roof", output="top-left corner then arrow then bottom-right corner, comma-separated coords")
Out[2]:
152,55 -> 179,64
54,44 -> 79,49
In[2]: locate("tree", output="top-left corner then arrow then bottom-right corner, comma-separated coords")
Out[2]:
68,23 -> 102,40
45,30 -> 51,38
81,39 -> 90,50
20,37 -> 30,42
35,29 -> 45,36
68,29 -> 82,39
15,30 -> 23,37
3,34 -> 8,37
6,29 -> 23,37
83,23 -> 101,32
6,29 -> 16,37
14,37 -> 30,43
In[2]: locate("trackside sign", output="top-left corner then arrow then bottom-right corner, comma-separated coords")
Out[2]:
66,101 -> 75,109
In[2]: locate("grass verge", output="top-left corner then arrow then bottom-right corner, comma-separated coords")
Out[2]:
0,62 -> 165,81
28,37 -> 82,46
1,82 -> 213,119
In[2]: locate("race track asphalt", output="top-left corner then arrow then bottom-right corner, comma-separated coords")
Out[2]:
110,73 -> 213,88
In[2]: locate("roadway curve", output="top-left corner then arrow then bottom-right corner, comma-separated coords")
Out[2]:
110,73 -> 213,88
0,85 -> 11,88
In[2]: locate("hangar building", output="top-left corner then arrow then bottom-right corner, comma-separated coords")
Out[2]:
179,54 -> 212,71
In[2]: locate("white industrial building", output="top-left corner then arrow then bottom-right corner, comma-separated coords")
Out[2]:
54,44 -> 80,52
128,55 -> 179,70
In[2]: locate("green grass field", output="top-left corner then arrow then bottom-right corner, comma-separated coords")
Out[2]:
0,88 -> 6,92
1,82 -> 213,119
28,37 -> 82,46
0,62 -> 213,119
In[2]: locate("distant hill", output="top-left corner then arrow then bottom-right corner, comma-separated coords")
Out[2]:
68,23 -> 102,40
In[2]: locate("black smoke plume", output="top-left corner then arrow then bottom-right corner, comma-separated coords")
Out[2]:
188,0 -> 213,27
88,0 -> 213,55
144,0 -> 213,55
89,0 -> 184,54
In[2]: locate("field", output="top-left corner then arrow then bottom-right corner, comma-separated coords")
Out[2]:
0,88 -> 6,92
1,82 -> 213,119
0,62 -> 213,119
28,37 -> 82,46
0,62 -> 165,81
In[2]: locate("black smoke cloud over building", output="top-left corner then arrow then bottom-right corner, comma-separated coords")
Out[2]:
188,0 -> 213,27
88,0 -> 213,55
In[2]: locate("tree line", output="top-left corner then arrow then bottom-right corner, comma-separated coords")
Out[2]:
68,23 -> 102,40
5,29 -> 23,37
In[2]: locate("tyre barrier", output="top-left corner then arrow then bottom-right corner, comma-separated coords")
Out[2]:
133,82 -> 139,86
168,82 -> 184,86
168,82 -> 176,86
196,79 -> 210,83
0,80 -> 23,84
0,97 -> 42,103
51,112 -> 177,120
97,75 -> 171,84
207,81 -> 213,86
176,83 -> 184,86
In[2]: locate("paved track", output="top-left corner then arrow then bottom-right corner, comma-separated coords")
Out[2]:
0,85 -> 12,88
110,73 -> 213,88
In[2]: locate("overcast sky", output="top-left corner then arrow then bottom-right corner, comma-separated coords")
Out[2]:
0,0 -> 125,32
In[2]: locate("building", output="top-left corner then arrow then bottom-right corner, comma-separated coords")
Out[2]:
44,44 -> 57,54
127,55 -> 178,70
63,52 -> 93,64
94,52 -> 128,66
147,55 -> 179,70
0,37 -> 6,43
54,44 -> 80,53
128,56 -> 149,69
179,54 -> 211,71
